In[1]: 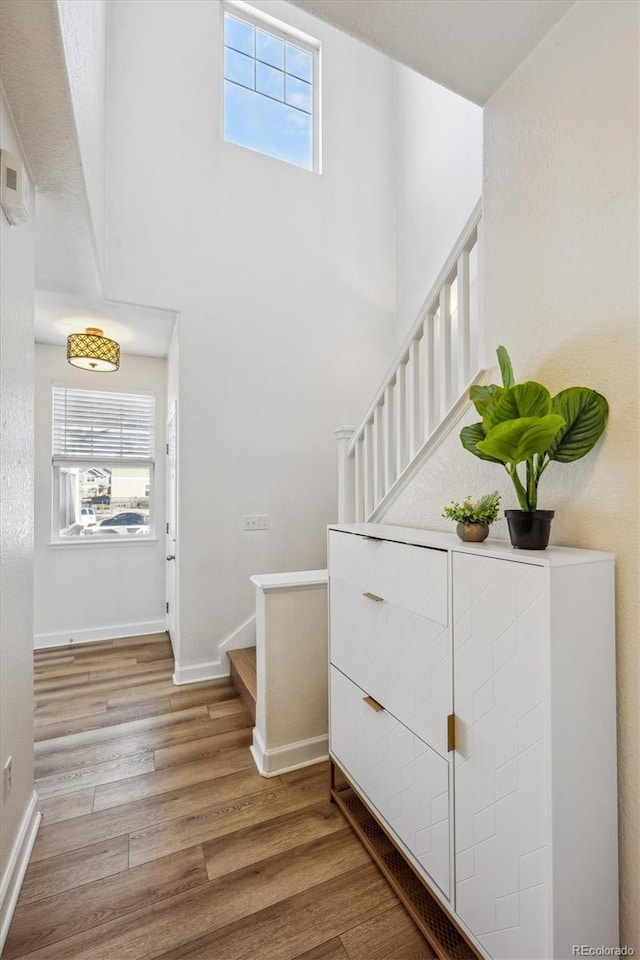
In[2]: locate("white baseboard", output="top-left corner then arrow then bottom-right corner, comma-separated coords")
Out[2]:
173,616 -> 257,685
218,615 -> 256,661
250,728 -> 329,778
0,791 -> 41,953
34,620 -> 166,650
172,658 -> 229,685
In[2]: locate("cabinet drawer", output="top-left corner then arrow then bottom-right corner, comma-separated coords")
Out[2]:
330,578 -> 451,756
329,531 -> 448,625
330,665 -> 451,900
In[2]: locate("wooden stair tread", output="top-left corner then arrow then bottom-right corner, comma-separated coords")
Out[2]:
227,648 -> 257,722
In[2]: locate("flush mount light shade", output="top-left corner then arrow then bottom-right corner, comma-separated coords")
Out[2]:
67,327 -> 120,372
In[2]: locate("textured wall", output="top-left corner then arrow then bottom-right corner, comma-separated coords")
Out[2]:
386,0 -> 639,946
0,93 -> 36,887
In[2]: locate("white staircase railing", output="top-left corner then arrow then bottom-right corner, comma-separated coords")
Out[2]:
335,199 -> 486,524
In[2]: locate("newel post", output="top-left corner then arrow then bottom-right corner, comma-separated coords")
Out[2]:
334,426 -> 355,523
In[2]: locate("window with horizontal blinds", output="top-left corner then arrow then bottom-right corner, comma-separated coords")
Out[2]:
53,387 -> 155,460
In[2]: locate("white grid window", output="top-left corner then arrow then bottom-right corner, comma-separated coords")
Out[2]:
223,5 -> 320,172
52,387 -> 155,541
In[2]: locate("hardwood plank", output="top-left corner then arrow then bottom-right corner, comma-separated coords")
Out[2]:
38,788 -> 96,825
129,766 -> 332,867
34,672 -> 91,691
153,864 -> 396,960
35,717 -> 226,778
16,836 -> 376,960
35,705 -> 209,756
35,750 -> 156,799
111,633 -> 169,647
340,905 -> 435,959
35,640 -> 113,657
34,696 -> 107,727
202,800 -> 346,880
34,665 -> 175,703
34,699 -> 173,741
153,721 -> 253,770
33,766 -> 275,861
17,835 -> 129,906
206,698 -> 250,720
294,941 -> 350,960
35,657 -> 139,678
93,740 -> 257,810
106,676 -> 235,708
4,847 -> 207,960
168,682 -> 237,711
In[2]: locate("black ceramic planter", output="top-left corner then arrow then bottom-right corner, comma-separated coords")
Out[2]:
505,509 -> 555,550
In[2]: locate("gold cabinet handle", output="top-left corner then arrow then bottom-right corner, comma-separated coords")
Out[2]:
447,713 -> 456,752
363,695 -> 385,713
362,591 -> 384,602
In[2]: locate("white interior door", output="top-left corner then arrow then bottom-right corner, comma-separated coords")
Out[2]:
165,403 -> 178,654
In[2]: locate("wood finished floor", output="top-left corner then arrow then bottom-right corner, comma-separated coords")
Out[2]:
5,634 -> 434,960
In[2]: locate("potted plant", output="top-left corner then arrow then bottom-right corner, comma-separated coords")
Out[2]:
443,491 -> 502,542
460,346 -> 609,549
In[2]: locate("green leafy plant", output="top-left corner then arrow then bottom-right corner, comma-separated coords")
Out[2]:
442,491 -> 502,526
460,346 -> 609,511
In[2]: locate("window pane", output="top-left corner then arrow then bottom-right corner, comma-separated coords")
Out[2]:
285,43 -> 312,82
256,30 -> 283,70
256,61 -> 284,101
58,465 -> 152,538
285,74 -> 312,114
224,14 -> 254,56
225,47 -> 254,90
224,80 -> 313,170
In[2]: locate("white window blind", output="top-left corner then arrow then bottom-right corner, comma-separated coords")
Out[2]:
53,387 -> 155,460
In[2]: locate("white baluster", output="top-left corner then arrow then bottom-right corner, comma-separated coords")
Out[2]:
354,438 -> 363,523
383,384 -> 395,491
439,283 -> 452,413
363,420 -> 374,519
457,249 -> 471,391
425,311 -> 437,436
372,404 -> 384,506
408,332 -> 423,459
334,426 -> 355,523
395,361 -> 408,475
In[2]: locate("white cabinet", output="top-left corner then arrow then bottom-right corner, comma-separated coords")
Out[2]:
328,524 -> 618,960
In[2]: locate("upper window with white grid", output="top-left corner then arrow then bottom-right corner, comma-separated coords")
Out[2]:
223,5 -> 319,172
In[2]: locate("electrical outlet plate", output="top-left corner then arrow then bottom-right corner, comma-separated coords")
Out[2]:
242,515 -> 270,531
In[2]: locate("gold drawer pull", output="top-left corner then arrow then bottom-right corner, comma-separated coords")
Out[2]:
362,536 -> 381,542
447,713 -> 456,752
362,591 -> 384,602
363,695 -> 385,713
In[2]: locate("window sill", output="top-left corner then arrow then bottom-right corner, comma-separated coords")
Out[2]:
49,537 -> 160,549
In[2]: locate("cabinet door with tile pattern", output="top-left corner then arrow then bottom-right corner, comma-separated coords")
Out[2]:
453,553 -> 550,960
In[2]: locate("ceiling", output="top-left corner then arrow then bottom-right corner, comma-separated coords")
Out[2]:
287,0 -> 576,104
35,291 -> 177,359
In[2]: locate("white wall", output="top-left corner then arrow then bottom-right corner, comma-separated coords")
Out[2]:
106,0 -> 396,677
56,0 -> 107,274
393,64 -> 483,343
33,344 -> 167,646
385,0 -> 639,946
0,92 -> 36,929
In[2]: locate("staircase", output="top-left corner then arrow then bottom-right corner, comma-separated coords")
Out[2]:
335,200 -> 485,523
227,647 -> 257,722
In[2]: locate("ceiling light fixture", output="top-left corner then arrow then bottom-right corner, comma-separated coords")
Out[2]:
66,327 -> 120,372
